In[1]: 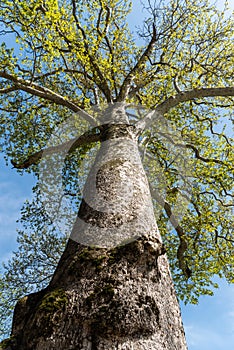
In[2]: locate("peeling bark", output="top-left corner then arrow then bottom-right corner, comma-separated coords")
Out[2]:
4,104 -> 187,350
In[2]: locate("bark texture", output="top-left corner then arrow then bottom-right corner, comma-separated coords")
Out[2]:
2,104 -> 187,350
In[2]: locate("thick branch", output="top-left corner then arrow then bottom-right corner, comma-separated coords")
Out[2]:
158,87 -> 234,113
117,24 -> 157,101
71,0 -> 112,103
0,71 -> 97,126
136,86 -> 234,132
11,130 -> 101,169
0,86 -> 18,94
150,185 -> 192,278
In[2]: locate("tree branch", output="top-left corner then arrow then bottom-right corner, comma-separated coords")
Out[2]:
199,191 -> 233,208
136,86 -> 234,132
117,24 -> 157,101
149,130 -> 231,168
11,129 -> 101,169
150,185 -> 192,278
215,230 -> 234,244
0,86 -> 18,94
71,0 -> 112,103
0,71 -> 97,126
158,87 -> 234,113
185,143 -> 230,167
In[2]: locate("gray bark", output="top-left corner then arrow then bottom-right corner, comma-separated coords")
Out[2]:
3,104 -> 187,350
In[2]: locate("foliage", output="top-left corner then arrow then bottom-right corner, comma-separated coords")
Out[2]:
0,0 -> 233,339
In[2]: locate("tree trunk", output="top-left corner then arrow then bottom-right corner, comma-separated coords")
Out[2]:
4,104 -> 187,350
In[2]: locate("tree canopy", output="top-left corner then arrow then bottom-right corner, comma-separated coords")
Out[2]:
0,0 -> 233,339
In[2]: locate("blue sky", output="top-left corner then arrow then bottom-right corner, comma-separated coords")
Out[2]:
181,279 -> 234,350
0,157 -> 36,263
0,0 -> 234,348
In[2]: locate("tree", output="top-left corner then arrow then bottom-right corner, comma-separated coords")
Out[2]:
0,0 -> 233,348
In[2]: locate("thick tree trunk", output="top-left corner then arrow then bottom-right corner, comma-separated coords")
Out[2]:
4,104 -> 187,350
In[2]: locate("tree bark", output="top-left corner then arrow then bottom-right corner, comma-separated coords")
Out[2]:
3,104 -> 187,350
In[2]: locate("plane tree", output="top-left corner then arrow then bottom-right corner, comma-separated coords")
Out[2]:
0,0 -> 233,349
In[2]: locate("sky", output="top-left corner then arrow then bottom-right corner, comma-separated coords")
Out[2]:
0,0 -> 234,348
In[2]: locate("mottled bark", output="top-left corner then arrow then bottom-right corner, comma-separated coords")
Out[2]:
3,104 -> 187,350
